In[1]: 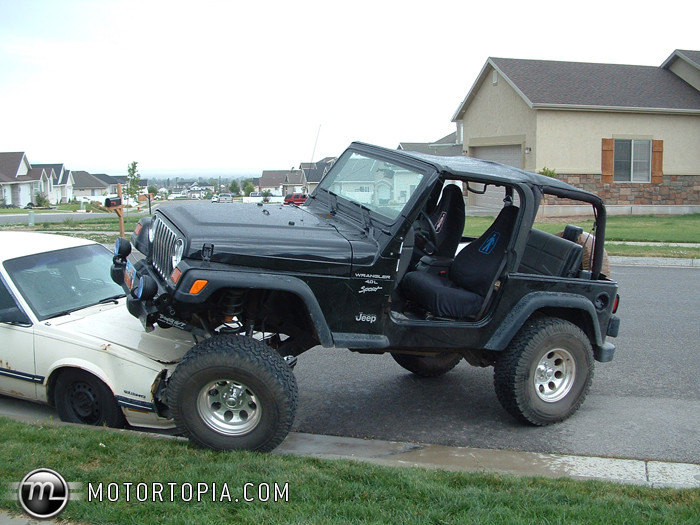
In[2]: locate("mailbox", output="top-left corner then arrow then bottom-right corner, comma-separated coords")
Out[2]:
104,197 -> 122,207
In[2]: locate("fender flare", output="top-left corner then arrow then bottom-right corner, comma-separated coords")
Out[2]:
173,269 -> 335,347
485,292 -> 603,351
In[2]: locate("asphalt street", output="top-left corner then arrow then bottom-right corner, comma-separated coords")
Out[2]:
291,264 -> 700,464
0,263 -> 697,466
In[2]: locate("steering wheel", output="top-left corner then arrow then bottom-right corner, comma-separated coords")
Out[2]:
415,211 -> 438,254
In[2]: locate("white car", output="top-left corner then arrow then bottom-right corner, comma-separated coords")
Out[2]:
0,232 -> 193,430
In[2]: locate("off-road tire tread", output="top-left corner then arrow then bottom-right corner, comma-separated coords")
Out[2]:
168,334 -> 298,452
494,316 -> 593,426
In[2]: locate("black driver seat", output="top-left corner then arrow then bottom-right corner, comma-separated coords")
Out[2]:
430,184 -> 466,257
402,204 -> 519,319
414,184 -> 465,262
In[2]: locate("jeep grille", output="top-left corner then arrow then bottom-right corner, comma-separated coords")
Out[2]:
151,216 -> 179,280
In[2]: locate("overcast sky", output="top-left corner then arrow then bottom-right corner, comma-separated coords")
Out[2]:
1,0 -> 696,177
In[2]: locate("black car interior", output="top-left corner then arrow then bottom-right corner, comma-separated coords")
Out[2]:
398,178 -> 590,321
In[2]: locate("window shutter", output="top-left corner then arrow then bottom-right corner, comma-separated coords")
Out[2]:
601,138 -> 614,183
651,140 -> 663,183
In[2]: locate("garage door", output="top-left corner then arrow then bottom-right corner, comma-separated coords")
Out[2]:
470,145 -> 523,212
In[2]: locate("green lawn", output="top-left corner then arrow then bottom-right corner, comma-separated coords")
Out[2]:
1,213 -> 698,257
0,418 -> 697,525
465,214 -> 700,245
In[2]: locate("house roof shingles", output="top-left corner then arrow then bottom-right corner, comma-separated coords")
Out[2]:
490,57 -> 700,111
0,152 -> 26,183
453,51 -> 700,120
399,132 -> 463,156
71,171 -> 109,190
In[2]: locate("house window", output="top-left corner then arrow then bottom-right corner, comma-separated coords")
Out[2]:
614,139 -> 651,182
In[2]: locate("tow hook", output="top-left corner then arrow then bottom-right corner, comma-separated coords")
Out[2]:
283,355 -> 298,369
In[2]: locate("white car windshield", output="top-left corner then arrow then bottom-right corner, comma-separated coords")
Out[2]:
3,244 -> 125,321
317,151 -> 425,221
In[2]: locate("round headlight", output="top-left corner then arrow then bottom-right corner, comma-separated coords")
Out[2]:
114,236 -> 131,258
171,239 -> 184,269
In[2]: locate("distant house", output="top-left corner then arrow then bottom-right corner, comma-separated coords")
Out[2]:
258,171 -> 289,196
0,152 -> 53,207
282,170 -> 305,195
398,132 -> 463,156
188,181 -> 214,199
34,163 -> 74,203
300,157 -> 336,193
452,49 -> 700,211
72,171 -> 113,200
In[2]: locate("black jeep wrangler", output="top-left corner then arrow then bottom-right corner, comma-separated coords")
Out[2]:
112,142 -> 620,452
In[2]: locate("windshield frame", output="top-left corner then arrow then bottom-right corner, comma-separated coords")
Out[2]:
315,147 -> 434,225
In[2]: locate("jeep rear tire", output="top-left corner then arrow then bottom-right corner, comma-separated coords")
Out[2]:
392,352 -> 462,377
168,334 -> 298,452
494,316 -> 593,425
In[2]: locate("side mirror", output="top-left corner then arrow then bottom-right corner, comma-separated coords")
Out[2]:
0,306 -> 32,326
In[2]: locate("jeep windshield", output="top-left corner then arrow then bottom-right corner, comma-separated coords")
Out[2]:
316,151 -> 425,221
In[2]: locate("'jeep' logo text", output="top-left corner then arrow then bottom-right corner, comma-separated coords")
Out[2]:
355,312 -> 377,323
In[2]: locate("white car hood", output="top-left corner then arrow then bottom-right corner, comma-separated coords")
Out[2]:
51,301 -> 194,363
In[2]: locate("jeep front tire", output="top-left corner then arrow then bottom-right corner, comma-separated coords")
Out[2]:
494,316 -> 594,425
168,334 -> 298,451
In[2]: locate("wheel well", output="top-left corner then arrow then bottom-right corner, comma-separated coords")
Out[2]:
210,287 -> 320,348
531,307 -> 596,345
45,367 -> 110,408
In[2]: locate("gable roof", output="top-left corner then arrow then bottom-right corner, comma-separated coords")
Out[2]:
0,152 -> 28,183
259,170 -> 289,187
285,170 -> 305,184
398,132 -> 463,156
662,49 -> 700,70
453,52 -> 700,120
301,158 -> 336,183
71,170 -> 109,190
12,167 -> 48,184
92,173 -> 119,185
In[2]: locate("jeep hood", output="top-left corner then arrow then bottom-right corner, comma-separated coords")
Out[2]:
52,301 -> 194,363
159,202 -> 357,274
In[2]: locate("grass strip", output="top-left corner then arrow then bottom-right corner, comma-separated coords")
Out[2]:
465,214 -> 700,245
0,417 -> 697,525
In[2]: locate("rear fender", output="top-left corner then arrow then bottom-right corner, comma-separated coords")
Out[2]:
484,292 -> 603,351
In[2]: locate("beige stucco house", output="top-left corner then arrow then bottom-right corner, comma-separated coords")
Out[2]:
452,49 -> 700,213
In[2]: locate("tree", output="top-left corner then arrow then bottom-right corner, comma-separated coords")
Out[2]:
242,181 -> 255,196
229,180 -> 240,195
148,184 -> 158,196
126,161 -> 141,203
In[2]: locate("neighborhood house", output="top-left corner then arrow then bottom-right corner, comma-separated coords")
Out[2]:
450,49 -> 700,213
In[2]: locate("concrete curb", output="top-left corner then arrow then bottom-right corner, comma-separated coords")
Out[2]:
2,414 -> 698,490
610,256 -> 700,267
276,432 -> 700,489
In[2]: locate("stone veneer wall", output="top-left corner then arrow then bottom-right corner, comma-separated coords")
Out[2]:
543,174 -> 700,206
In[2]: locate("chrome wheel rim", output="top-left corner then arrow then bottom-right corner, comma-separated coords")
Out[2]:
533,348 -> 576,403
197,379 -> 261,435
